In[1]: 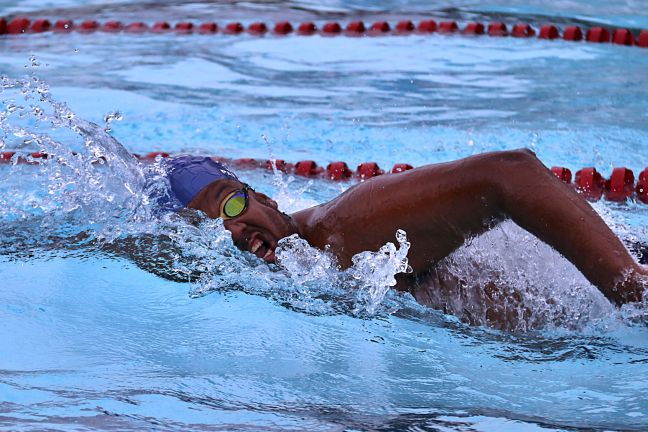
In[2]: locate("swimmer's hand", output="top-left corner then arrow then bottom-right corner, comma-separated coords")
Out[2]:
618,265 -> 648,304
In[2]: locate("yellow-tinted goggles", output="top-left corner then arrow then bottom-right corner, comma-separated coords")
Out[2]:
219,186 -> 249,219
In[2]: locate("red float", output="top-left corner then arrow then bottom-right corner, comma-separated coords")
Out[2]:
0,152 -> 16,162
551,166 -> 572,183
575,167 -> 605,200
7,17 -> 30,34
488,22 -> 508,36
198,22 -> 218,34
248,22 -> 268,34
21,152 -> 46,165
273,21 -> 293,35
346,21 -> 365,35
54,20 -> 74,32
295,160 -> 322,177
563,26 -> 583,41
395,20 -> 414,33
265,159 -> 289,172
612,28 -> 634,46
417,20 -> 437,33
125,22 -> 148,33
31,19 -> 51,33
392,163 -> 414,173
322,22 -> 342,35
637,168 -> 648,203
210,155 -> 227,163
463,22 -> 485,35
438,21 -> 458,33
511,23 -> 535,38
586,27 -> 610,43
539,25 -> 559,39
369,21 -> 391,34
639,30 -> 648,47
101,21 -> 123,32
326,162 -> 352,180
356,162 -> 384,180
79,20 -> 99,32
224,22 -> 244,34
151,21 -> 171,33
605,168 -> 635,201
152,22 -> 171,32
233,158 -> 261,168
175,22 -> 194,33
144,152 -> 170,159
297,22 -> 317,35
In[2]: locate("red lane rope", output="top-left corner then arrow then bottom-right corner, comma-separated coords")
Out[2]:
1,151 -> 646,204
1,17 -> 647,49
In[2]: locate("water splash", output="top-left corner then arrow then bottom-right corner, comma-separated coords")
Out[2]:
170,215 -> 412,316
418,220 -> 618,332
267,164 -> 319,214
0,68 -> 414,319
351,229 -> 412,314
0,70 -> 153,241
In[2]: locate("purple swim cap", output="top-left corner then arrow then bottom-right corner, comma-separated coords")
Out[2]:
165,156 -> 239,206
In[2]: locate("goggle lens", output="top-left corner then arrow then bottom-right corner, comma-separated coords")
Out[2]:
223,191 -> 247,218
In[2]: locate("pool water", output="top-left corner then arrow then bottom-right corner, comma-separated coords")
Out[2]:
1,1 -> 648,431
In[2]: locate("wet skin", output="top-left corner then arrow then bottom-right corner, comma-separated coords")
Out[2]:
189,149 -> 647,306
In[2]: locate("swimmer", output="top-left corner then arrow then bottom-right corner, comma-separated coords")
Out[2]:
165,149 -> 647,308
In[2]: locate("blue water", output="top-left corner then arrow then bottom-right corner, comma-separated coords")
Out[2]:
1,1 -> 648,431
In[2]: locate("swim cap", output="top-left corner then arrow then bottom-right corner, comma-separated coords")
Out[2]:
165,156 -> 239,206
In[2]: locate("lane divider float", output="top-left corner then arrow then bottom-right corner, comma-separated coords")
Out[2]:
1,151 -> 646,204
0,17 -> 647,49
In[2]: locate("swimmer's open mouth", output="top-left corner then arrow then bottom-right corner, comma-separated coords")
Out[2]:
248,234 -> 275,263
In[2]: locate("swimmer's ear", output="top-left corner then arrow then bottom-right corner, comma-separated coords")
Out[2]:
252,191 -> 278,210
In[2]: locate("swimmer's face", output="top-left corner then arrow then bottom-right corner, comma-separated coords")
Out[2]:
187,179 -> 298,263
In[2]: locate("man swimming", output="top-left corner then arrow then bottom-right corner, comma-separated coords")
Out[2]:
165,149 -> 647,309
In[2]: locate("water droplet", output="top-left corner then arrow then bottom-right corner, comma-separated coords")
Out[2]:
103,112 -> 121,133
28,55 -> 41,68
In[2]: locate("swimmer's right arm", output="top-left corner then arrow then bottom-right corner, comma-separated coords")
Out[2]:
297,149 -> 646,305
480,150 -> 646,305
